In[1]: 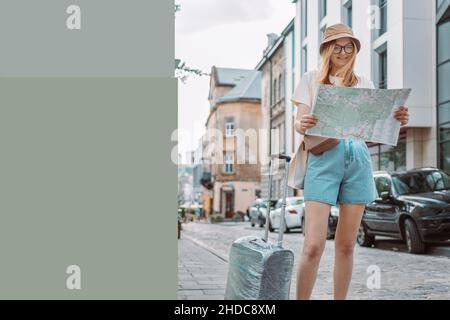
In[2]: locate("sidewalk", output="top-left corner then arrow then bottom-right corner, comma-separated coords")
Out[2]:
178,227 -> 302,300
179,221 -> 450,300
178,235 -> 228,300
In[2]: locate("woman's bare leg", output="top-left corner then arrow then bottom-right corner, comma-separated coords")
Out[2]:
333,203 -> 365,300
296,201 -> 331,300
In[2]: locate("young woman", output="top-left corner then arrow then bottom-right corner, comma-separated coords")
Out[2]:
291,24 -> 409,300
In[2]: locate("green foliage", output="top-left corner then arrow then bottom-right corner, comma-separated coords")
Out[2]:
175,59 -> 210,84
210,212 -> 224,223
233,211 -> 245,222
174,4 -> 209,83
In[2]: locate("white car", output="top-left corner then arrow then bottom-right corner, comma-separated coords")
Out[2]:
301,205 -> 340,240
269,197 -> 305,233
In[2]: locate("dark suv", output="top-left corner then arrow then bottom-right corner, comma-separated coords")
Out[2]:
358,168 -> 450,254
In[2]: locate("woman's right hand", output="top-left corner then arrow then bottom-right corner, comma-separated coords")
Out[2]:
296,115 -> 319,135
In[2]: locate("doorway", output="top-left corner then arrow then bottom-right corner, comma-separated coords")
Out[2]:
223,191 -> 234,219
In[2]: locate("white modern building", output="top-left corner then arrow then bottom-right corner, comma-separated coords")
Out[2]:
436,0 -> 450,170
290,0 -> 449,173
255,20 -> 296,200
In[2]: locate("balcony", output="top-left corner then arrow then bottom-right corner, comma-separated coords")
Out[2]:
200,172 -> 214,190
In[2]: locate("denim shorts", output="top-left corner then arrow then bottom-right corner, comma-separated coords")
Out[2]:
303,138 -> 378,206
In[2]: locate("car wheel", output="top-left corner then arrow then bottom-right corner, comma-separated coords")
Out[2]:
269,220 -> 274,233
404,219 -> 425,254
251,222 -> 255,227
357,224 -> 375,247
283,219 -> 290,233
326,225 -> 333,240
259,217 -> 266,228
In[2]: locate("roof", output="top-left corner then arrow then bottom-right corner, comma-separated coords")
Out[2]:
214,67 -> 255,86
216,70 -> 261,103
206,67 -> 262,125
255,18 -> 295,70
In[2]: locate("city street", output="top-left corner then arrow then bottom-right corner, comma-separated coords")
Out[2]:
178,220 -> 450,300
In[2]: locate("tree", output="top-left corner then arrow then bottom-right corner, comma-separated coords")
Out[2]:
174,4 -> 209,83
175,59 -> 209,84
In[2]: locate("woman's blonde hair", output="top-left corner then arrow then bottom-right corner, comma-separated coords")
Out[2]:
317,39 -> 359,87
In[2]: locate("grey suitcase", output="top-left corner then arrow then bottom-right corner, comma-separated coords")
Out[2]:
224,154 -> 295,300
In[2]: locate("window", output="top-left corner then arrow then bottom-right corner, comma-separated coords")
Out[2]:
273,79 -> 277,104
375,176 -> 392,196
301,46 -> 308,75
370,146 -> 380,170
224,152 -> 234,173
439,62 -> 450,104
378,49 -> 387,89
275,199 -> 282,209
319,0 -> 327,21
292,28 -> 296,69
301,0 -> 308,39
225,120 -> 235,137
289,198 -> 304,206
344,1 -> 353,28
319,24 -> 327,47
301,0 -> 308,76
392,170 -> 450,195
278,74 -> 282,101
437,17 -> 450,170
369,135 -> 406,172
292,29 -> 296,96
440,141 -> 450,171
379,0 -> 387,36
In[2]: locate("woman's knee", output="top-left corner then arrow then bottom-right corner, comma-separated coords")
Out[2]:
302,243 -> 325,261
335,241 -> 355,258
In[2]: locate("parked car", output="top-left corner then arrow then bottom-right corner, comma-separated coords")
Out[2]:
268,197 -> 305,233
249,199 -> 276,228
358,168 -> 450,254
268,197 -> 339,239
300,204 -> 339,240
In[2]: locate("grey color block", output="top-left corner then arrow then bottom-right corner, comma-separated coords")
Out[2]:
0,78 -> 177,299
0,0 -> 173,77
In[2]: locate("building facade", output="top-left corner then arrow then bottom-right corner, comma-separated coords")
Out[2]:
437,0 -> 450,170
290,0 -> 446,178
202,66 -> 262,219
256,19 -> 296,200
197,0 -> 449,216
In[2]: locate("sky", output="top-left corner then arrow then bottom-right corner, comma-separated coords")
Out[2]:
176,0 -> 295,163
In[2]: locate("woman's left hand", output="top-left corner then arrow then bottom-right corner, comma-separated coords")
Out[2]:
394,105 -> 409,126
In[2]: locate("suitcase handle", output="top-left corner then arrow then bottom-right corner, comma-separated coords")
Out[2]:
272,153 -> 291,162
263,154 -> 291,247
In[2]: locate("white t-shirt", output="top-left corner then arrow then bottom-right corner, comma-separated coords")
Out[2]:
291,70 -> 375,109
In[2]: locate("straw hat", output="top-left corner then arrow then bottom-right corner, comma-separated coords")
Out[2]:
319,23 -> 361,55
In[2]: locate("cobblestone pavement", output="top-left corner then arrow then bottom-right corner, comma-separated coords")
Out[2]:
178,237 -> 228,300
178,220 -> 450,300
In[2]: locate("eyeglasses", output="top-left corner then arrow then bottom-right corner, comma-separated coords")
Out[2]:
333,44 -> 354,54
